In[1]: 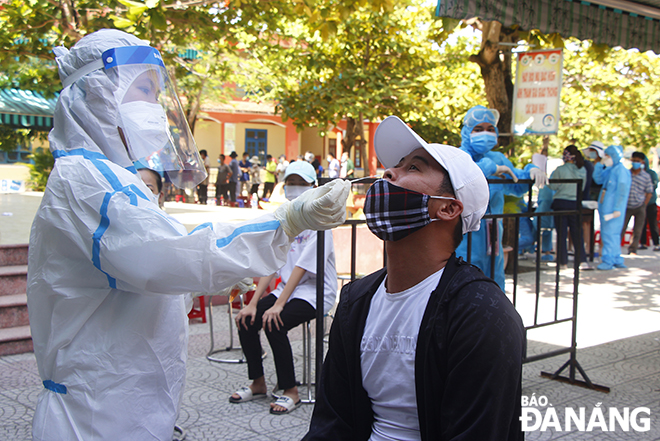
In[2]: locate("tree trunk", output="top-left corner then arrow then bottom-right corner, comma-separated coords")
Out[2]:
469,21 -> 518,152
341,115 -> 366,168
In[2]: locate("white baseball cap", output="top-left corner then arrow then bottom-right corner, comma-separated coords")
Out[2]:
374,116 -> 489,234
584,141 -> 605,158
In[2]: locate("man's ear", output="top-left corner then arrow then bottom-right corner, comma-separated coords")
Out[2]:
431,199 -> 463,222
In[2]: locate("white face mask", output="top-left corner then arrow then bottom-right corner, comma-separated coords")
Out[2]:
146,190 -> 159,205
602,156 -> 614,168
119,101 -> 171,162
284,185 -> 311,201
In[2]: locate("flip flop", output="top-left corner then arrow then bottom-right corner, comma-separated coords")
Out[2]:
269,395 -> 301,415
229,386 -> 267,403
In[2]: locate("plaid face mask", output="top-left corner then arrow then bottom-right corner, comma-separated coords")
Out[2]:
364,179 -> 455,242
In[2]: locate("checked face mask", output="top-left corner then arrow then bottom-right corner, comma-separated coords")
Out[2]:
363,179 -> 455,242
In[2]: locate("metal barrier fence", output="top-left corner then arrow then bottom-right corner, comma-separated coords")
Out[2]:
311,177 -> 609,397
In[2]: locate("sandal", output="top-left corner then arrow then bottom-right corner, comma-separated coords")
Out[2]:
269,395 -> 301,415
229,386 -> 267,403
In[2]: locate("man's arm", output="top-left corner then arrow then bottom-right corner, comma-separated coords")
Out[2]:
644,173 -> 654,206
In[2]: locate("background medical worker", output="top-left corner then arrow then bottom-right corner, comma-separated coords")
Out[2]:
456,105 -> 547,289
592,145 -> 631,270
27,29 -> 349,441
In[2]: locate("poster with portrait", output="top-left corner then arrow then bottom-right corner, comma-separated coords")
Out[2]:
512,49 -> 563,136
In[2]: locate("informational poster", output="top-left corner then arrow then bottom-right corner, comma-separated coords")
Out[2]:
223,122 -> 236,155
512,49 -> 563,136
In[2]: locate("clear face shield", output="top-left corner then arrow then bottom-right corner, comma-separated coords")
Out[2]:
464,108 -> 500,128
104,46 -> 206,189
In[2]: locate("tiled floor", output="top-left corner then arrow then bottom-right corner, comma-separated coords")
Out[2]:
2,193 -> 659,439
2,313 -> 659,440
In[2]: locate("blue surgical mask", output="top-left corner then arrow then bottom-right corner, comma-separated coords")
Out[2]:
631,162 -> 644,170
469,132 -> 498,155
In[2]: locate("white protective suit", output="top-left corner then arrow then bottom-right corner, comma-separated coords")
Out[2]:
27,30 -> 348,441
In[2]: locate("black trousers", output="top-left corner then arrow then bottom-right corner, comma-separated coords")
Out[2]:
228,181 -> 237,202
641,203 -> 659,246
215,183 -> 229,204
552,199 -> 586,265
197,184 -> 208,204
238,294 -> 315,390
249,183 -> 260,197
262,182 -> 275,199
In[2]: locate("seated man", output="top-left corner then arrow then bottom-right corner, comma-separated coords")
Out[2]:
304,116 -> 525,441
231,160 -> 338,415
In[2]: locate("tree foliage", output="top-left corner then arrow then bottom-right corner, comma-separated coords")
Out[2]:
1,1 -> 658,171
26,147 -> 55,190
239,0 -> 468,161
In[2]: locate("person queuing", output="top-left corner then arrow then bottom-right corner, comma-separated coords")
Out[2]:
637,153 -> 660,251
26,29 -> 350,441
592,145 -> 631,270
215,153 -> 232,205
248,155 -> 262,198
304,116 -> 525,441
622,152 -> 655,255
548,145 -> 591,269
262,154 -> 278,199
230,161 -> 337,415
583,141 -> 605,201
340,151 -> 354,179
326,152 -> 340,179
455,105 -> 548,290
197,149 -> 210,204
276,154 -> 289,183
228,151 -> 240,206
239,152 -> 251,198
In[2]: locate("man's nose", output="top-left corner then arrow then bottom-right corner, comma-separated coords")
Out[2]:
383,168 -> 396,182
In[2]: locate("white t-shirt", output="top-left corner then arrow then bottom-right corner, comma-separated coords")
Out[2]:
360,268 -> 445,441
270,229 -> 337,314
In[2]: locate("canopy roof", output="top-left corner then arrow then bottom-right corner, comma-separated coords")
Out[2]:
436,0 -> 660,53
0,89 -> 57,131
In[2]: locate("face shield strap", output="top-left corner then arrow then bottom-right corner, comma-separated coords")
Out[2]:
61,59 -> 104,88
60,46 -> 166,89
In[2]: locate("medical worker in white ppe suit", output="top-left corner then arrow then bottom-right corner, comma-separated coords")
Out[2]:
27,29 -> 350,441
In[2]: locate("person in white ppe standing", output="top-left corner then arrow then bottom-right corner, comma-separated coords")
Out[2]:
27,29 -> 349,441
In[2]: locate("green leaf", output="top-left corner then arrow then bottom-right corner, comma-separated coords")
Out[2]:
111,16 -> 136,29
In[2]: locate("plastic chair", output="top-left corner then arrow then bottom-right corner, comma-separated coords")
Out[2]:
187,296 -> 206,323
593,229 -> 633,246
206,290 -> 263,364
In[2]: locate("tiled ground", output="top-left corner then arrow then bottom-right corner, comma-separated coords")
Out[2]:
1,310 -> 659,440
2,193 -> 658,439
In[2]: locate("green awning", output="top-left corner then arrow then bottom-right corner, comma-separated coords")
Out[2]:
0,89 -> 57,131
436,0 -> 660,53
